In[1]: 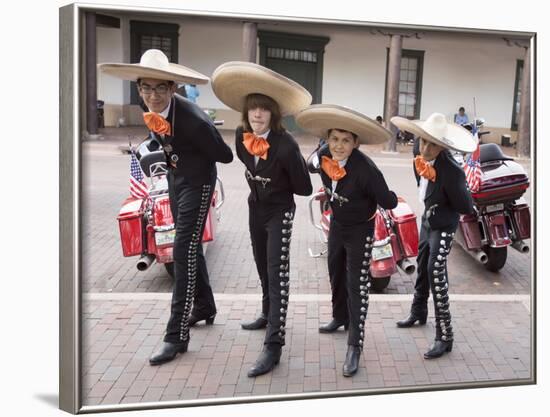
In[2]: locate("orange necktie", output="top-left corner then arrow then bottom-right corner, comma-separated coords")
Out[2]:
243,132 -> 270,160
414,156 -> 437,182
321,156 -> 347,181
143,112 -> 171,135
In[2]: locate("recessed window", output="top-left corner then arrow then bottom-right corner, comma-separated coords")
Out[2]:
140,35 -> 174,58
130,21 -> 179,104
385,49 -> 424,119
267,47 -> 318,63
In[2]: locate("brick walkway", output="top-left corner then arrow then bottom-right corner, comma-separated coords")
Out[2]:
82,295 -> 531,406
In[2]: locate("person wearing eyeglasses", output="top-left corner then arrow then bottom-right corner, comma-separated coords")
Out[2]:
100,49 -> 233,366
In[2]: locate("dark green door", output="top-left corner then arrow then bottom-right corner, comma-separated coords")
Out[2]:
259,31 -> 330,133
266,59 -> 318,131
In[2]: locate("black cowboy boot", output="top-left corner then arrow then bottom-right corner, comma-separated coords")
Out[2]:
424,339 -> 453,359
149,341 -> 188,366
343,345 -> 361,377
319,318 -> 349,333
396,309 -> 428,328
247,344 -> 282,377
396,296 -> 428,328
188,312 -> 216,327
241,313 -> 268,330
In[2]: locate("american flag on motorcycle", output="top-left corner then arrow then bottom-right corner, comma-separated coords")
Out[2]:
129,149 -> 149,199
463,125 -> 482,193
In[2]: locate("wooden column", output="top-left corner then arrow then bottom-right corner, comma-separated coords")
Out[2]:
384,34 -> 402,152
242,22 -> 258,63
517,45 -> 531,158
85,11 -> 98,135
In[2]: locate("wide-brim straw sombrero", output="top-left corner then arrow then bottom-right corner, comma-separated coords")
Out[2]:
211,61 -> 312,116
295,104 -> 392,145
391,113 -> 477,153
99,49 -> 209,85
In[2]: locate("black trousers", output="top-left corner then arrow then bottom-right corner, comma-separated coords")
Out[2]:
164,170 -> 216,344
327,218 -> 374,348
248,201 -> 295,346
411,216 -> 456,341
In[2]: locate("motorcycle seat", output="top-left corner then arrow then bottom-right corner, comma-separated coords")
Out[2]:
140,151 -> 166,177
479,143 -> 514,164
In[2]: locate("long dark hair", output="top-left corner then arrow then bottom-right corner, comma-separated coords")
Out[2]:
241,93 -> 285,134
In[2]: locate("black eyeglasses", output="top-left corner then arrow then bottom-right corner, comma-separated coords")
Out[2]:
139,83 -> 170,95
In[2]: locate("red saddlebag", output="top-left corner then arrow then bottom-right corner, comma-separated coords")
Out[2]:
511,203 -> 530,240
117,198 -> 145,257
459,213 -> 482,250
389,201 -> 419,258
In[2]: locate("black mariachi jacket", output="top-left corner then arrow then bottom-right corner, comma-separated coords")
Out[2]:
235,126 -> 313,207
146,94 -> 233,185
418,150 -> 474,230
319,147 -> 398,226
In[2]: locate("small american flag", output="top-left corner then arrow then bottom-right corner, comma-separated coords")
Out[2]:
129,149 -> 149,199
464,125 -> 482,193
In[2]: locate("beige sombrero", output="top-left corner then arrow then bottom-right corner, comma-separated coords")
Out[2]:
391,113 -> 477,153
295,104 -> 392,145
211,61 -> 312,116
98,49 -> 209,85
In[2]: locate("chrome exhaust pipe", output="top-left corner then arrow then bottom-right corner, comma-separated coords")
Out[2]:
468,249 -> 488,264
511,240 -> 529,254
397,258 -> 416,275
137,254 -> 155,271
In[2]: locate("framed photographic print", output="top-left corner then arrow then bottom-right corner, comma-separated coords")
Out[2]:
59,1 -> 536,414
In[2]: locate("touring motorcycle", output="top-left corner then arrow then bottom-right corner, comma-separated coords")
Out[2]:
117,122 -> 225,278
306,144 -> 419,292
456,129 -> 530,272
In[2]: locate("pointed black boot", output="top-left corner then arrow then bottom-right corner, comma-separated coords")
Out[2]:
241,314 -> 268,330
149,341 -> 188,366
188,312 -> 216,327
424,339 -> 453,359
396,310 -> 428,328
343,345 -> 361,377
319,318 -> 349,333
247,344 -> 282,377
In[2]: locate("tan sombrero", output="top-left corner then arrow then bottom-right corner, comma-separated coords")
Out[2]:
295,104 -> 392,145
391,113 -> 477,153
98,49 -> 209,85
211,61 -> 312,116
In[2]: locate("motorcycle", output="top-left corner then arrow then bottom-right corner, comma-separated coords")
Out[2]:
117,119 -> 226,278
306,145 -> 419,292
454,118 -> 531,272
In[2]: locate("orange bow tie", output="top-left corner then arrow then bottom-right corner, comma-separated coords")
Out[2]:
243,132 -> 270,160
414,156 -> 437,182
321,156 -> 347,181
143,112 -> 171,135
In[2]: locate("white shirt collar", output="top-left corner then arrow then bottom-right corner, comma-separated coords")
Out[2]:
253,130 -> 270,166
418,159 -> 435,204
330,158 -> 348,194
256,129 -> 270,139
159,100 -> 172,119
337,158 -> 348,168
